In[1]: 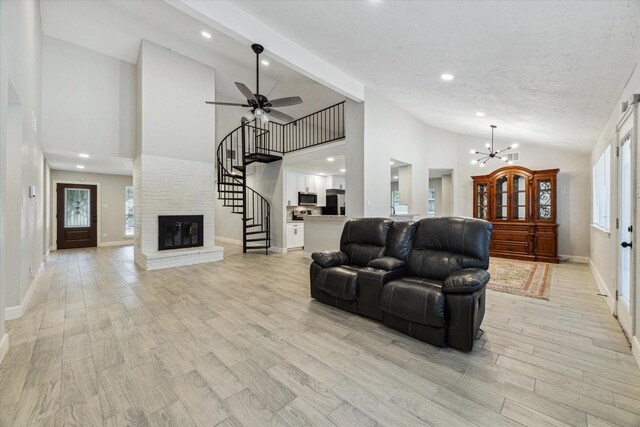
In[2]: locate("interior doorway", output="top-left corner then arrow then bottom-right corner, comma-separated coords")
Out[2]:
617,107 -> 636,339
428,169 -> 453,217
56,183 -> 98,249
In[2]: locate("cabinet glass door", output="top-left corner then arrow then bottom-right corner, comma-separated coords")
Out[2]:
536,179 -> 552,220
511,174 -> 528,221
495,176 -> 508,220
476,183 -> 488,219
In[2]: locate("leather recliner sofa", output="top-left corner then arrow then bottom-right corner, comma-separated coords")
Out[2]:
310,216 -> 492,351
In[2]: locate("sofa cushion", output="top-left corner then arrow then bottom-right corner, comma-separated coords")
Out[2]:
367,257 -> 405,271
312,265 -> 360,301
407,217 -> 492,280
384,221 -> 416,261
379,277 -> 446,327
311,250 -> 350,268
340,218 -> 393,267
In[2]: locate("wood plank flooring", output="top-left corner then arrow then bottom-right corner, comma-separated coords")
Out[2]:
1,242 -> 638,426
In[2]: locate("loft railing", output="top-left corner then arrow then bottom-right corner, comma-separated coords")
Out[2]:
283,101 -> 345,153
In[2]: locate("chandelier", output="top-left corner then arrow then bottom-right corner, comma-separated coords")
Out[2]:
470,125 -> 518,167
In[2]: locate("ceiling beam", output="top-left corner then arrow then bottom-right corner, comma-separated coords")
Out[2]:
168,0 -> 364,102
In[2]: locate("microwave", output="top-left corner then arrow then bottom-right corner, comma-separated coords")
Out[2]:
298,192 -> 317,206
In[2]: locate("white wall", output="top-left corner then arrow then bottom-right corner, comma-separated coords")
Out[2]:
454,135 -> 591,258
362,88 -> 459,218
41,36 -> 136,158
589,63 -> 640,330
50,170 -> 133,246
0,0 -> 45,349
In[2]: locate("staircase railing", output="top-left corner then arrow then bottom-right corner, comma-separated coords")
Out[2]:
216,101 -> 345,253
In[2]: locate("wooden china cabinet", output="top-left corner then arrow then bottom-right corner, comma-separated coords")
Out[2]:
472,166 -> 559,263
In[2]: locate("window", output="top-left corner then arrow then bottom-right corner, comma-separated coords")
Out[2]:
592,146 -> 610,230
428,188 -> 436,217
125,186 -> 134,236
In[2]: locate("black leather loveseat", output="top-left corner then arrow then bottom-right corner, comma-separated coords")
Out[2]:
310,217 -> 492,351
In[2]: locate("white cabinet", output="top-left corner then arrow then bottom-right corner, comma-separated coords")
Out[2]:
287,172 -> 327,206
333,176 -> 346,190
286,223 -> 304,249
286,173 -> 298,206
316,175 -> 326,207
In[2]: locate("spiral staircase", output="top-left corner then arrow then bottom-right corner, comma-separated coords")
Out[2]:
216,102 -> 346,254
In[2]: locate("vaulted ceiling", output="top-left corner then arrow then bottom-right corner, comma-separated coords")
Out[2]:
230,0 -> 640,152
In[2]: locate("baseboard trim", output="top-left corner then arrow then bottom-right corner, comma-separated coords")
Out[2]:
0,333 -> 9,365
632,335 -> 640,369
99,240 -> 133,247
5,263 -> 40,321
215,236 -> 242,246
268,246 -> 286,254
589,259 -> 615,315
559,254 -> 589,264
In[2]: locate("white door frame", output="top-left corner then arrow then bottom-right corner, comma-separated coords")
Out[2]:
616,104 -> 638,339
52,180 -> 102,251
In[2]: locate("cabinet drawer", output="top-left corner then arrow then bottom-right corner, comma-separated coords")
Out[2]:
492,232 -> 530,243
492,241 -> 530,254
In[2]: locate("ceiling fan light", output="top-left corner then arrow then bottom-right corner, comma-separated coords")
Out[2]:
254,108 -> 264,117
260,114 -> 269,124
512,143 -> 519,148
243,111 -> 255,121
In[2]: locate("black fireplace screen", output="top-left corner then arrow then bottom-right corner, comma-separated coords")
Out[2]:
158,215 -> 204,250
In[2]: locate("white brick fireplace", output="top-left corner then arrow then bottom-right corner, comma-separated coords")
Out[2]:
133,40 -> 223,270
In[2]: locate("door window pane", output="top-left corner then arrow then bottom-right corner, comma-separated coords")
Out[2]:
125,186 -> 134,236
592,146 -> 610,230
64,188 -> 90,228
620,138 -> 631,305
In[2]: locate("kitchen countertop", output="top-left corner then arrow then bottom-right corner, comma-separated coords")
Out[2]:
303,215 -> 348,221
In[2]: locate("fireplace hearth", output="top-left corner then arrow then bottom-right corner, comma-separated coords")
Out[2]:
158,215 -> 204,250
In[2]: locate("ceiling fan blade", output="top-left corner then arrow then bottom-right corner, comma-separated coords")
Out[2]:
205,101 -> 250,107
267,109 -> 295,123
267,96 -> 303,108
235,82 -> 258,103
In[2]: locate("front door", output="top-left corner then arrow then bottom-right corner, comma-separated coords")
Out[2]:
56,183 -> 97,249
617,124 -> 634,338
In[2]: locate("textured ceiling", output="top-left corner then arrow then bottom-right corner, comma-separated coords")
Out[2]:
231,0 -> 640,152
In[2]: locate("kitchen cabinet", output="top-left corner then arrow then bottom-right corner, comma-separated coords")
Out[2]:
286,223 -> 304,249
286,172 -> 327,206
316,176 -> 326,207
327,175 -> 345,190
286,173 -> 298,206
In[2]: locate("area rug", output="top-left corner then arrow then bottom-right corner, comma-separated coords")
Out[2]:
487,257 -> 553,300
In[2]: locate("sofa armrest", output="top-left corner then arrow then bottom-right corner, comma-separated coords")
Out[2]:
442,269 -> 490,294
311,250 -> 350,268
356,266 -> 407,320
367,257 -> 405,271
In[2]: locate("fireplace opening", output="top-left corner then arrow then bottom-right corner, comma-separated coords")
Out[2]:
158,215 -> 204,250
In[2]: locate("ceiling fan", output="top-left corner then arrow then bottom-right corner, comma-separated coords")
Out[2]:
205,43 -> 302,124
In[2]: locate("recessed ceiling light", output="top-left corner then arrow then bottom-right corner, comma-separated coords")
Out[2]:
393,176 -> 399,179
78,153 -> 90,158
390,161 -> 394,165
327,157 -> 335,162
319,172 -> 325,175
340,168 -> 346,173
475,112 -> 485,117
440,73 -> 454,81
201,31 -> 212,39
261,59 -> 269,66
76,165 -> 85,169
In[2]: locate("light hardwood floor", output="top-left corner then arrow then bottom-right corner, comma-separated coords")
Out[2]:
1,242 -> 639,426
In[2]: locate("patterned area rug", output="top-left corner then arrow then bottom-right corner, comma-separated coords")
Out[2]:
487,257 -> 553,300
